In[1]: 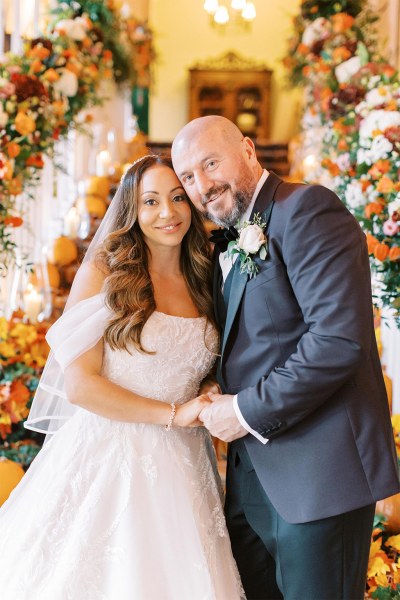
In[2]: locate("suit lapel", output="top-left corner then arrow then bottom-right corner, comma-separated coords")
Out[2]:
219,171 -> 283,371
221,260 -> 248,358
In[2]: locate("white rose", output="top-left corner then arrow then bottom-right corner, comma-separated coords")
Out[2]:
302,17 -> 330,47
357,147 -> 371,166
344,181 -> 366,209
302,108 -> 323,129
336,152 -> 351,172
55,19 -> 74,35
359,110 -> 400,143
55,18 -> 87,41
74,17 -> 90,30
355,101 -> 369,118
69,22 -> 87,41
238,224 -> 265,254
54,69 -> 79,97
365,86 -> 393,108
369,134 -> 393,161
388,196 -> 400,217
335,56 -> 361,84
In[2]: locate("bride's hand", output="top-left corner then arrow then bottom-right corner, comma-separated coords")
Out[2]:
198,377 -> 221,395
174,394 -> 211,428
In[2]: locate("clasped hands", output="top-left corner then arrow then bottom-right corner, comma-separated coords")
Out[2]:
174,380 -> 247,442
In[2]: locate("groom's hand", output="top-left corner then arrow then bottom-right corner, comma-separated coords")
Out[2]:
199,393 -> 248,442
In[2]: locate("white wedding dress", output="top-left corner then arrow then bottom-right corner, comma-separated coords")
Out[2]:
0,295 -> 244,600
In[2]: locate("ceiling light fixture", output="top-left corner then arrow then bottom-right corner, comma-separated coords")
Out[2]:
203,0 -> 257,28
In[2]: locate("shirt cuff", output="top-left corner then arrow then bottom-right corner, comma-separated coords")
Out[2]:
233,395 -> 269,445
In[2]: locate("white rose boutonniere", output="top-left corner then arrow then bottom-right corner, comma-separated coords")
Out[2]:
227,213 -> 268,278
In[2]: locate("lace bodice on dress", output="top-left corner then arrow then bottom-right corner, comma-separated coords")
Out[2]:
102,311 -> 219,405
26,294 -> 219,433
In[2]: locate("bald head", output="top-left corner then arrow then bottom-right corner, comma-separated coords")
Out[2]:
171,116 -> 262,227
172,116 -> 244,158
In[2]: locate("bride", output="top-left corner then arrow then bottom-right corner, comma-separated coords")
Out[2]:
0,155 -> 244,600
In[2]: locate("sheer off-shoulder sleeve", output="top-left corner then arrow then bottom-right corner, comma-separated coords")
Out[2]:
47,293 -> 110,371
25,293 -> 111,434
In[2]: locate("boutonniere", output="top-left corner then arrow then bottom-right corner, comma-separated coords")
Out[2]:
227,213 -> 268,278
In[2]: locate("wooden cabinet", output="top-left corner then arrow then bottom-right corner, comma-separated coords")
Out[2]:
189,51 -> 272,140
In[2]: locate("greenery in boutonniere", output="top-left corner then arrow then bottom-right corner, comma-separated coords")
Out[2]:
227,213 -> 268,279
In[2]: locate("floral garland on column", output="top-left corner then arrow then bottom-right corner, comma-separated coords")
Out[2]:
284,0 -> 400,327
0,0 -> 155,273
321,64 -> 400,324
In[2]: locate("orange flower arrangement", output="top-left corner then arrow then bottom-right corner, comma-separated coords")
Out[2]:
331,12 -> 355,33
284,1 -> 399,325
0,316 -> 50,442
321,63 -> 400,324
0,0 -> 155,274
365,416 -> 400,597
367,529 -> 400,594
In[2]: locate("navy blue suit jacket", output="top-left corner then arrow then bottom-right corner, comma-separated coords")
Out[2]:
214,172 -> 400,524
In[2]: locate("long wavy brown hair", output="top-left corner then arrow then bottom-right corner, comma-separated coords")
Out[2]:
95,155 -> 215,353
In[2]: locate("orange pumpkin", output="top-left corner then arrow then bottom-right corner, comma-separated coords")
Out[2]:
0,458 -> 24,506
76,195 -> 107,219
48,236 -> 78,267
376,493 -> 400,533
84,176 -> 110,198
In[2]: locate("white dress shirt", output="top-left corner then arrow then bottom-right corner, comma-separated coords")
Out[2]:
219,169 -> 270,444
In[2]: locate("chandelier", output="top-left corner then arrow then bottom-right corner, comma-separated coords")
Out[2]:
203,0 -> 257,27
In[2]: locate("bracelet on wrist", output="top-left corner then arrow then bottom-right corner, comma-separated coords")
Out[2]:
165,402 -> 177,431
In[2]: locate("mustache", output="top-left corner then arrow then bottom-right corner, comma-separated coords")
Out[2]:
201,184 -> 230,207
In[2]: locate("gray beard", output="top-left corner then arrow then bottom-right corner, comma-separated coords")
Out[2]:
205,189 -> 253,228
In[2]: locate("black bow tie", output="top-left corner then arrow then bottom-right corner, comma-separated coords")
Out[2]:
209,226 -> 239,253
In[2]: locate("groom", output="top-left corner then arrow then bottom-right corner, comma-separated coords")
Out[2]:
172,116 -> 400,600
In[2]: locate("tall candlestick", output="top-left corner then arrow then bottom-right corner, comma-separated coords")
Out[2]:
33,0 -> 40,37
96,150 -> 112,177
11,0 -> 22,55
64,206 -> 80,239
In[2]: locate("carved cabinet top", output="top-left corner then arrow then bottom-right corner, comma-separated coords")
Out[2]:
190,51 -> 272,72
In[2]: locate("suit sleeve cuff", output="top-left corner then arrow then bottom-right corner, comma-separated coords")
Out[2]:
233,395 -> 269,445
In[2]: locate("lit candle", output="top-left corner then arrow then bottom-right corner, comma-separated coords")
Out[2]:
95,150 -> 112,177
23,284 -> 43,323
33,0 -> 40,37
302,154 -> 317,179
64,206 -> 80,239
78,210 -> 91,240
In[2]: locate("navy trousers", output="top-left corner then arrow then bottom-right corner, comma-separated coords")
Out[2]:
225,440 -> 375,600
